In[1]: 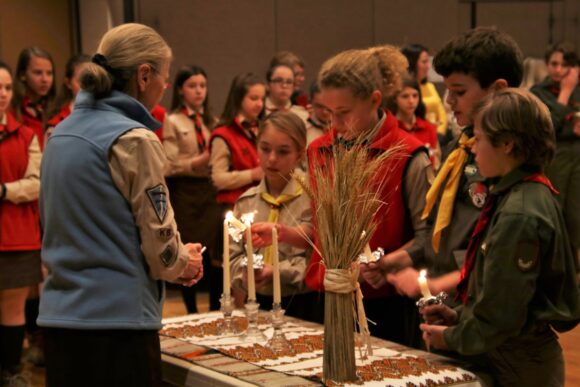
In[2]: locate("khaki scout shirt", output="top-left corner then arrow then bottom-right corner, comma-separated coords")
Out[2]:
109,128 -> 189,281
163,108 -> 212,177
444,166 -> 580,355
230,175 -> 313,296
264,97 -> 309,123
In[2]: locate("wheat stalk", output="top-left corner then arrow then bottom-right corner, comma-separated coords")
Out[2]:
295,135 -> 403,383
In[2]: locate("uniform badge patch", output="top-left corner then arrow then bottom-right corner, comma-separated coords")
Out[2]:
464,164 -> 478,177
147,184 -> 168,223
468,182 -> 488,208
160,246 -> 176,267
514,240 -> 539,272
158,228 -> 174,240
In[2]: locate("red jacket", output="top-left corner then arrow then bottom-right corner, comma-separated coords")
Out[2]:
210,119 -> 259,204
0,112 -> 41,251
47,104 -> 72,128
20,98 -> 45,149
305,110 -> 424,298
397,116 -> 438,165
151,105 -> 166,141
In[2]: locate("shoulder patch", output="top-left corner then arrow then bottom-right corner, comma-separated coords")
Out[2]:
160,245 -> 176,267
514,240 -> 539,272
158,228 -> 174,241
147,184 -> 168,223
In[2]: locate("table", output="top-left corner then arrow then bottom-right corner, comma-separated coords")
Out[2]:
160,311 -> 482,387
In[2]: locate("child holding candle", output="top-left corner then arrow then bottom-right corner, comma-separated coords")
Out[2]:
209,72 -> 265,310
421,88 -> 580,387
305,45 -> 434,346
230,111 -> 320,322
386,28 -> 525,304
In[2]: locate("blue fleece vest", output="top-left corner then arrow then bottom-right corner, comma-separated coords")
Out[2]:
39,90 -> 164,330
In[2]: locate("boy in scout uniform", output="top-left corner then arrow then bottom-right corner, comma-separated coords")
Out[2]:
420,89 -> 580,387
385,27 -> 524,300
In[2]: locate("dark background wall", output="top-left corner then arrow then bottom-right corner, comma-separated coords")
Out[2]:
1,0 -> 578,113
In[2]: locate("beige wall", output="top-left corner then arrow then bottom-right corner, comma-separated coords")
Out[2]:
0,0 -> 72,84
1,1 -> 577,112
137,0 -> 579,113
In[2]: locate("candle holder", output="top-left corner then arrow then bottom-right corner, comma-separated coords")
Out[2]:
218,293 -> 236,335
357,247 -> 385,264
416,291 -> 449,312
242,300 -> 267,342
268,303 -> 294,356
240,253 -> 264,270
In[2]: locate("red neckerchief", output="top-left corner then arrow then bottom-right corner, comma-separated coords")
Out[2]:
22,96 -> 44,120
182,107 -> 206,152
234,117 -> 258,141
456,172 -> 558,304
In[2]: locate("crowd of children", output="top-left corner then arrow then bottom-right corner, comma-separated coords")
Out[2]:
0,21 -> 579,387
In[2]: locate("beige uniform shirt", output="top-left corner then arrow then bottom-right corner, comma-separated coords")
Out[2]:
109,128 -> 189,281
2,113 -> 41,203
264,97 -> 309,123
163,108 -> 212,177
230,175 -> 313,296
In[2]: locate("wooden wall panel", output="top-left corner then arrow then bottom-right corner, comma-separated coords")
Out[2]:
139,0 -> 276,112
276,0 -> 374,98
0,0 -> 72,83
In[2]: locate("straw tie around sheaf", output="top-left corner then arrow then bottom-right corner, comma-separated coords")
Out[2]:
323,266 -> 373,357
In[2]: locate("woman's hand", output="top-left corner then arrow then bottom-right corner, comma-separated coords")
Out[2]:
177,243 -> 204,286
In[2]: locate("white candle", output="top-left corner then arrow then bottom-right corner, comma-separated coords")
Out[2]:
225,211 -> 246,231
223,219 -> 230,296
364,244 -> 373,262
245,224 -> 256,301
418,269 -> 432,298
272,227 -> 281,304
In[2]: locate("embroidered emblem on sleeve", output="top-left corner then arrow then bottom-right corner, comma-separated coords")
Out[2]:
160,245 -> 176,267
514,240 -> 539,272
158,228 -> 174,241
147,184 -> 168,223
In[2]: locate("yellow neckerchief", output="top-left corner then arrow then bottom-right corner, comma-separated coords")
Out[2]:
421,132 -> 475,252
260,185 -> 303,264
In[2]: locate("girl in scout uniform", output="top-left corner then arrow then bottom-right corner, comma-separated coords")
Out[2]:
0,61 -> 42,386
401,44 -> 448,139
13,47 -> 58,148
230,111 -> 320,322
264,63 -> 309,123
208,72 -> 265,310
421,89 -> 580,387
305,45 -> 434,346
45,54 -> 91,142
386,76 -> 441,169
164,65 -> 220,313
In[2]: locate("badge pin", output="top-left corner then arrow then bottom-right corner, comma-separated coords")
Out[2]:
464,164 -> 478,177
517,258 -> 535,271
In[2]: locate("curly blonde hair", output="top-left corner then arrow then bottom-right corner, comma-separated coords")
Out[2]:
318,45 -> 408,99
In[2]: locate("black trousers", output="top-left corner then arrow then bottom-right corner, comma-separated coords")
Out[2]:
44,328 -> 162,387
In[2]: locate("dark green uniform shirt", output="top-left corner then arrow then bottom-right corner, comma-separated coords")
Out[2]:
424,126 -> 487,279
445,166 -> 580,356
531,78 -> 580,143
